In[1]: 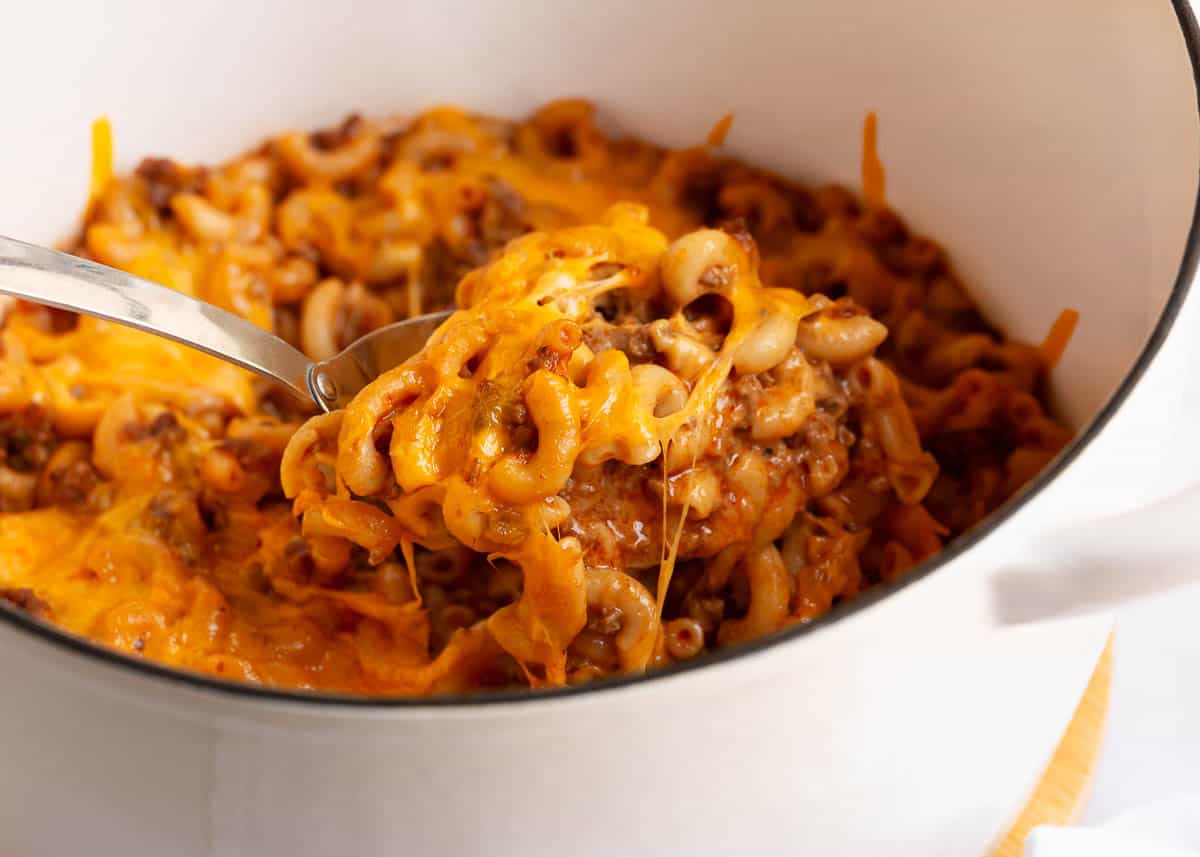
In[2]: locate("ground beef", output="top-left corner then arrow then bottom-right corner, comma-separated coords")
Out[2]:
0,587 -> 52,620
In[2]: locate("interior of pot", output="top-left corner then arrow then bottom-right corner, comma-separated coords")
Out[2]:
4,1 -> 1196,426
0,0 -> 1195,699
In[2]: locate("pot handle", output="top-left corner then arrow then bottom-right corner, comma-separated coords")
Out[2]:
989,483 -> 1200,625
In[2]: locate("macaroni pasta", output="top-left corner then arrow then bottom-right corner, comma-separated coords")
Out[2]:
0,101 -> 1072,693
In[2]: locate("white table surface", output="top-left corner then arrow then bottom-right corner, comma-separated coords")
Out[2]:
1082,338 -> 1200,822
1086,580 -> 1200,821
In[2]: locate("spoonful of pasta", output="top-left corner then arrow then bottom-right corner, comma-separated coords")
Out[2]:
0,235 -> 452,411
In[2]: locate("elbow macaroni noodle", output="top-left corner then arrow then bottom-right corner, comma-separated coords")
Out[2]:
0,101 -> 1073,694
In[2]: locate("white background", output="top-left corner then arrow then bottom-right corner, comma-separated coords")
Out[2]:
1083,354 -> 1200,821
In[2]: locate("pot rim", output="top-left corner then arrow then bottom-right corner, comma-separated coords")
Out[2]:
3,0 -> 1198,709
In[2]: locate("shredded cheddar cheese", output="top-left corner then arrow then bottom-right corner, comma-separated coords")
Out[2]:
1039,308 -> 1080,370
861,111 -> 886,209
87,117 -> 114,215
0,101 -> 1073,695
707,113 -> 735,148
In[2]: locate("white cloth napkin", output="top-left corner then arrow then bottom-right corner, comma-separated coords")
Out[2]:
1025,796 -> 1200,856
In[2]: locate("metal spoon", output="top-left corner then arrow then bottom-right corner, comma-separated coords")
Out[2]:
0,235 -> 452,411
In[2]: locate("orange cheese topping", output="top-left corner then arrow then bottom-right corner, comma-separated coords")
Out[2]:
861,111 -> 886,209
1038,308 -> 1080,370
0,101 -> 1073,694
707,113 -> 735,147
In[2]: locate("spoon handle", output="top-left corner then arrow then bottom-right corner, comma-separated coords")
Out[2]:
0,234 -> 314,404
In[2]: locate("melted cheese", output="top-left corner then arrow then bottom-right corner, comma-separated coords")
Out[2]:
861,111 -> 886,209
0,102 -> 1074,695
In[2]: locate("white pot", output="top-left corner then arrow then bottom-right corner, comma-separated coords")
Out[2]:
0,2 -> 1197,855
